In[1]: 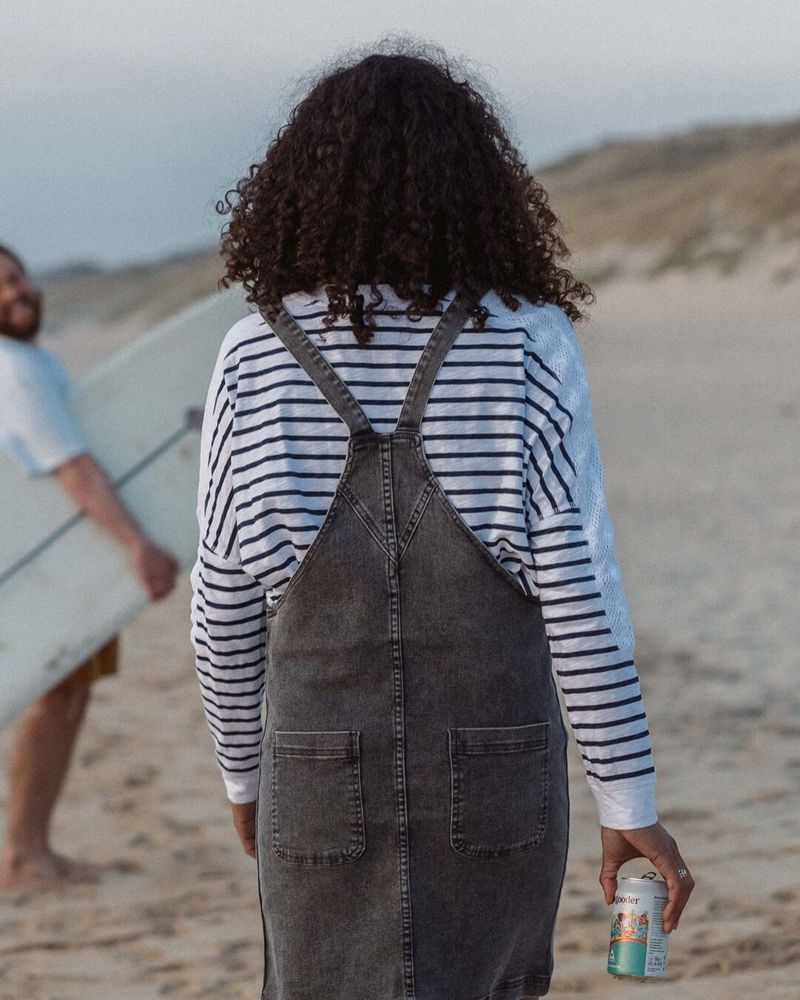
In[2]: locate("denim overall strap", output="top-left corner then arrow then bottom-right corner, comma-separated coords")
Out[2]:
395,284 -> 490,432
267,287 -> 488,436
267,299 -> 374,435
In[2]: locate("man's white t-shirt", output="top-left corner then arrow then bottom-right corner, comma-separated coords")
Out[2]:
0,336 -> 88,475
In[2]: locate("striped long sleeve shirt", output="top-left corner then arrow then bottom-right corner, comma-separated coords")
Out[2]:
189,284 -> 658,829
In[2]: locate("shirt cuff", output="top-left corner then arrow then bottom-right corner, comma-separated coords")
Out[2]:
220,767 -> 260,804
588,775 -> 659,829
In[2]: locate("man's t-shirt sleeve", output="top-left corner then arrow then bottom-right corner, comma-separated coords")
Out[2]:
0,358 -> 89,476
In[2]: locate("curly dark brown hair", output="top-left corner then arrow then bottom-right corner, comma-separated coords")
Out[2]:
216,34 -> 594,344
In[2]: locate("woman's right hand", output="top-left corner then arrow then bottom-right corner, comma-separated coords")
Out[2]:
599,821 -> 695,933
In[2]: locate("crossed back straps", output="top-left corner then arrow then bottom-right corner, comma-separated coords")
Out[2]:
266,286 -> 490,435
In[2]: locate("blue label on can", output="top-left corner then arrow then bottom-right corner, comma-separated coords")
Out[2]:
607,908 -> 650,976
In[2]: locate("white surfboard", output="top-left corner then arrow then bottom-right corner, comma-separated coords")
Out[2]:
0,283 -> 251,726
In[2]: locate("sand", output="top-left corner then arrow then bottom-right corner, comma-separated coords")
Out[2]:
1,262 -> 798,998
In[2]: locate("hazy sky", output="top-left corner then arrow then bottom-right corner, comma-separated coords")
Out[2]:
2,1 -> 798,274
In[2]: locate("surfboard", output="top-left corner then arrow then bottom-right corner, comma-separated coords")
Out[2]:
0,283 -> 251,726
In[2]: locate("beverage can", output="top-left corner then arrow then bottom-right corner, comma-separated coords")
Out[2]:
606,871 -> 670,980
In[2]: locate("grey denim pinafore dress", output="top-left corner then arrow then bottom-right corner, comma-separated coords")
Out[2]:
254,288 -> 570,1000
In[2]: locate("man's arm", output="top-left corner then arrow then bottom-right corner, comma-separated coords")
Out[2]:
54,451 -> 146,550
0,351 -> 179,600
54,451 -> 178,601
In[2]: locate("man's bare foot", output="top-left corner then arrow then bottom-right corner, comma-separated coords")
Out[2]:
51,850 -> 105,883
0,849 -> 104,890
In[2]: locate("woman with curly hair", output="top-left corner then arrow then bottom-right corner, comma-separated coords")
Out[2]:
189,35 -> 693,1000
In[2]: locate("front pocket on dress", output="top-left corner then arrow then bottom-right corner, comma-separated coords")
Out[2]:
448,721 -> 550,859
271,730 -> 365,865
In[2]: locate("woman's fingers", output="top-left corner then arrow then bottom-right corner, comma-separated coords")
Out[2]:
236,823 -> 256,858
231,800 -> 258,859
598,826 -> 647,904
599,856 -> 623,905
599,823 -> 696,934
646,836 -> 695,932
658,852 -> 695,932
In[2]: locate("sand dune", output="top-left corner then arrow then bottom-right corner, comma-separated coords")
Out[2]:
538,114 -> 800,284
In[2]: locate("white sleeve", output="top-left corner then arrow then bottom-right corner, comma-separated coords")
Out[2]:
523,305 -> 658,830
0,363 -> 88,475
189,337 -> 267,805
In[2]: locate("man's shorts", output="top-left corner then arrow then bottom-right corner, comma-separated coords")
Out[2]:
60,634 -> 121,688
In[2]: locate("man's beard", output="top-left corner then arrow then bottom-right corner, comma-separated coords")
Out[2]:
0,290 -> 43,341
